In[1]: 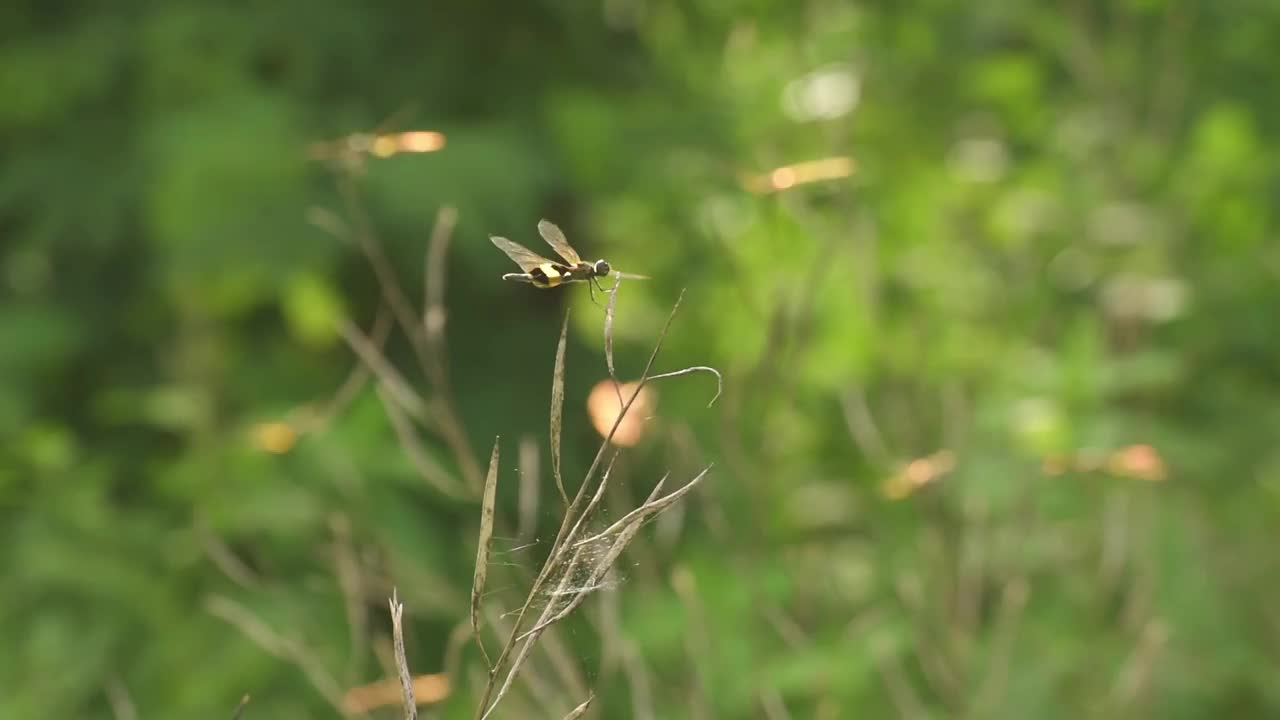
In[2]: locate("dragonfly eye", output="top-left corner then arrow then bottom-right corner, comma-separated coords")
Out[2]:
594,260 -> 611,276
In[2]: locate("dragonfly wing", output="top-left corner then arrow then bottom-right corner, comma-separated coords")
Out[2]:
537,219 -> 582,266
491,236 -> 555,273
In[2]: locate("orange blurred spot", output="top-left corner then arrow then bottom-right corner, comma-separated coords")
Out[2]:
1108,443 -> 1167,482
744,156 -> 856,194
343,672 -> 450,713
251,421 -> 297,454
373,131 -> 446,157
587,380 -> 657,447
881,449 -> 956,500
397,130 -> 446,153
771,167 -> 797,189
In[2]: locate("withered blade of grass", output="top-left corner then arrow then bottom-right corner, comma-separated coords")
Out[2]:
517,436 -> 540,541
388,590 -> 418,720
573,466 -> 712,550
648,365 -> 724,407
338,319 -> 429,421
477,290 -> 687,719
563,694 -> 595,719
604,276 -> 623,408
231,694 -> 251,720
550,310 -> 571,505
376,385 -> 468,499
471,438 -> 501,669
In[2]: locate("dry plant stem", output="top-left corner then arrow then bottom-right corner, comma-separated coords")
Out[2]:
476,291 -> 692,719
388,590 -> 418,720
648,366 -> 723,407
564,694 -> 595,719
604,276 -> 623,408
483,478 -> 668,720
478,289 -> 686,691
517,474 -> 665,642
482,604 -> 582,715
471,438 -> 502,669
550,310 -> 571,505
550,291 -> 686,558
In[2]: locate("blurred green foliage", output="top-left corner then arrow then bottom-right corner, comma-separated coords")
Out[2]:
4,0 -> 1280,718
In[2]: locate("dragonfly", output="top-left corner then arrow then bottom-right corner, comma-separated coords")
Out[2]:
490,220 -> 646,301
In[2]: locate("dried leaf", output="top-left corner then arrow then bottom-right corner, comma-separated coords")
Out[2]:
550,310 -> 571,505
470,438 -> 501,667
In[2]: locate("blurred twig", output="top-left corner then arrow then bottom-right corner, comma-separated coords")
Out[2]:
205,595 -> 350,716
231,695 -> 251,720
338,320 -> 429,421
331,513 -> 369,684
335,179 -> 482,491
671,566 -> 713,720
104,675 -> 138,720
376,384 -> 469,498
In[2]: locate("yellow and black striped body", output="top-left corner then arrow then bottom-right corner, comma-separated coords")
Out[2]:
529,262 -> 568,288
506,262 -> 603,288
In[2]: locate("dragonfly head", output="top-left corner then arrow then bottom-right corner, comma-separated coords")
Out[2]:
592,259 -> 612,277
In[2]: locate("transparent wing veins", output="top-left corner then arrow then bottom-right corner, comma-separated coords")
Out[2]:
537,219 -> 582,266
491,236 -> 556,273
